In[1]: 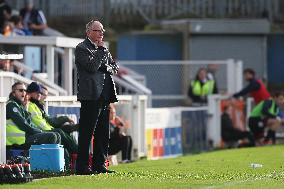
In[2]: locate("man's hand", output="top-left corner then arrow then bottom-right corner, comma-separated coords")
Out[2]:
95,40 -> 105,48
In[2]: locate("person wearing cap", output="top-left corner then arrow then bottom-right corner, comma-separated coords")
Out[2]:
26,82 -> 78,163
6,82 -> 61,149
38,85 -> 79,133
0,0 -> 11,33
20,0 -> 47,35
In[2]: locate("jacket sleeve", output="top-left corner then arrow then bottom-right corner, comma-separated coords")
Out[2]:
75,45 -> 107,73
6,103 -> 42,135
45,115 -> 70,128
233,80 -> 260,98
107,52 -> 119,74
98,50 -> 119,75
262,100 -> 277,118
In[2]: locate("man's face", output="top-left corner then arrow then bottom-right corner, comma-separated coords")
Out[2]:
29,91 -> 41,101
244,72 -> 253,81
12,84 -> 27,103
276,95 -> 284,106
87,21 -> 104,43
0,59 -> 11,71
198,69 -> 207,81
40,88 -> 48,101
26,3 -> 34,11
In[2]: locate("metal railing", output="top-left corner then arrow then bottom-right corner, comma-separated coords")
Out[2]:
0,72 -> 61,97
8,0 -> 281,23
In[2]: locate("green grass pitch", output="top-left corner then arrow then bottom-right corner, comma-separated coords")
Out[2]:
2,145 -> 284,189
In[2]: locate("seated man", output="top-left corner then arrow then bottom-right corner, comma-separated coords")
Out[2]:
6,82 -> 61,149
108,104 -> 132,163
248,92 -> 284,145
39,85 -> 79,133
221,105 -> 255,147
25,82 -> 77,161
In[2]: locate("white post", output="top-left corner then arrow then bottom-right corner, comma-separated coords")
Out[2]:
207,95 -> 221,147
46,45 -> 55,83
131,95 -> 140,159
235,60 -> 243,92
226,59 -> 236,94
0,97 -> 7,163
63,48 -> 73,95
138,95 -> 147,157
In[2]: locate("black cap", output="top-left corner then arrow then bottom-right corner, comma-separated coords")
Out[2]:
27,82 -> 41,93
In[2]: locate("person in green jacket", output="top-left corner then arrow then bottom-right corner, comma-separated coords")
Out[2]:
6,82 -> 61,148
26,82 -> 78,159
248,92 -> 284,145
39,85 -> 79,133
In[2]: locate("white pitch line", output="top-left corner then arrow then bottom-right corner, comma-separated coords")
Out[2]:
201,171 -> 284,189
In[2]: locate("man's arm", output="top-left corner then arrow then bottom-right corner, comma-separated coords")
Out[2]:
6,103 -> 42,135
75,45 -> 107,73
98,51 -> 119,75
233,80 -> 260,98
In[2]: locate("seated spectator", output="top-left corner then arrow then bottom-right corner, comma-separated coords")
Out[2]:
221,105 -> 255,147
10,15 -> 32,36
26,82 -> 78,163
108,104 -> 132,163
6,82 -> 61,149
188,68 -> 218,105
2,21 -> 14,36
0,0 -> 11,33
248,92 -> 284,145
0,51 -> 25,75
20,0 -> 47,35
0,55 -> 12,72
39,85 -> 79,133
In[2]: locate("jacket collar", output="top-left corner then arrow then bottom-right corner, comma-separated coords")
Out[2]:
9,95 -> 24,106
86,38 -> 98,49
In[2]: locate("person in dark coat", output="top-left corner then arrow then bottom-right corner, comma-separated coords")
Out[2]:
75,19 -> 119,175
108,104 -> 132,163
19,0 -> 47,35
221,105 -> 255,147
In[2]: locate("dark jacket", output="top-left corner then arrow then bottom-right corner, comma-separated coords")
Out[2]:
6,96 -> 42,137
20,8 -> 46,35
75,38 -> 118,102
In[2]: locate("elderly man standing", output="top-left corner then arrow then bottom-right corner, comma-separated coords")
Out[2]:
75,20 -> 119,175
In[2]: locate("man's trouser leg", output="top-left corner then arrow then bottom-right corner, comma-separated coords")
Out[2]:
93,103 -> 110,168
53,128 -> 78,154
76,100 -> 100,171
26,132 -> 61,146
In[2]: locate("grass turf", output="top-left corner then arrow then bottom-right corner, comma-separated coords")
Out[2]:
2,145 -> 284,189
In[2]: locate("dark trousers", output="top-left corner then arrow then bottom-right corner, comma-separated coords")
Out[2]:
52,128 -> 78,154
109,136 -> 132,161
222,130 -> 255,147
26,132 -> 61,146
76,100 -> 110,171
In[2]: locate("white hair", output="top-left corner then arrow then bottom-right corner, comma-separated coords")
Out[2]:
86,19 -> 100,33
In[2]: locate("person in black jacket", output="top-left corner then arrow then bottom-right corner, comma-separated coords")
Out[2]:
0,0 -> 11,33
108,104 -> 132,163
75,19 -> 119,175
221,106 -> 255,147
20,0 -> 47,35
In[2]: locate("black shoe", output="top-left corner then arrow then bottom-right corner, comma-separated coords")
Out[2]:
76,167 -> 93,175
93,165 -> 115,174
